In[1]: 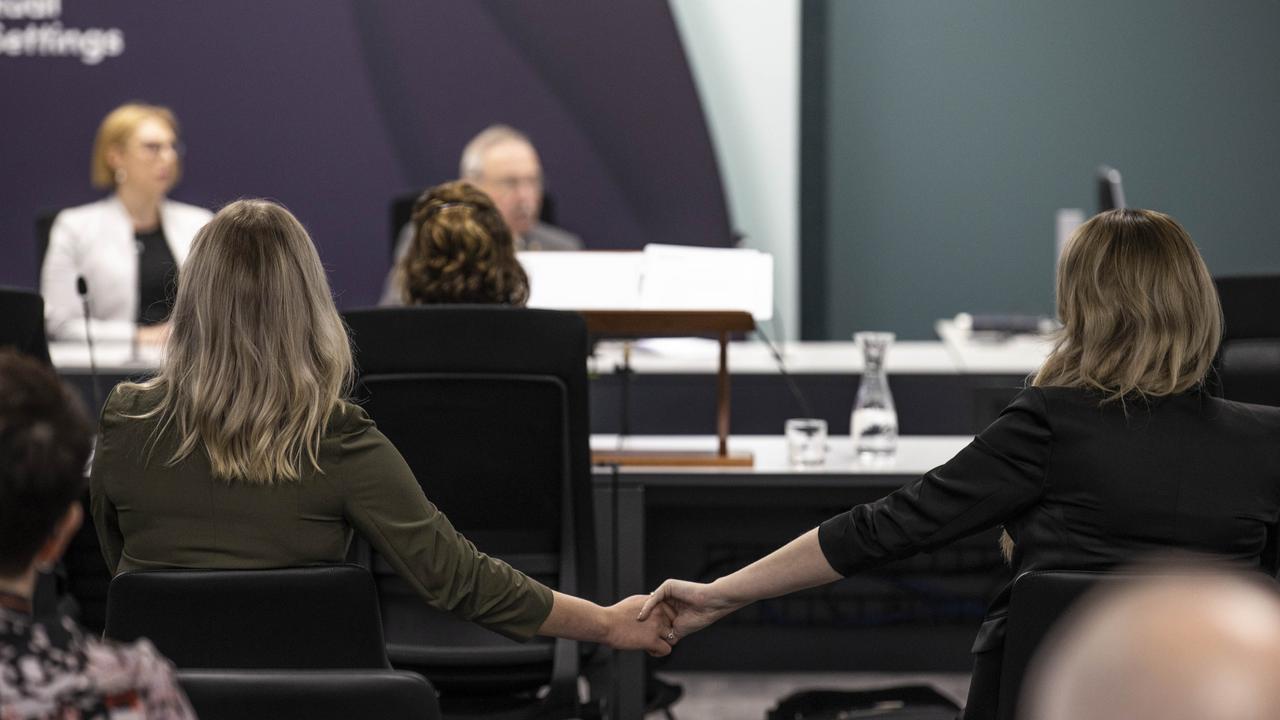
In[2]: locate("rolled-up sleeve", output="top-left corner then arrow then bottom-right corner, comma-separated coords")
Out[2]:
819,387 -> 1052,575
334,407 -> 554,641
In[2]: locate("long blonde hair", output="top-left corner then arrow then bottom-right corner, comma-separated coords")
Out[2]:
125,200 -> 353,483
1034,208 -> 1221,399
1003,209 -> 1221,561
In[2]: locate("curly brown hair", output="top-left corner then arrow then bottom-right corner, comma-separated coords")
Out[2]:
397,181 -> 530,306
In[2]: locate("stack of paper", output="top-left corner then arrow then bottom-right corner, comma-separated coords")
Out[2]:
519,244 -> 773,321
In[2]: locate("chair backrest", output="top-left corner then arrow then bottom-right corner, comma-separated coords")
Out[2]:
996,570 -> 1130,720
345,306 -> 592,594
105,564 -> 390,669
1213,275 -> 1280,405
343,307 -> 589,703
0,286 -> 51,365
389,192 -> 417,261
177,669 -> 440,720
35,209 -> 58,277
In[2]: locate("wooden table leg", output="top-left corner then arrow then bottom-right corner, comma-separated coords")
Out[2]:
717,331 -> 729,457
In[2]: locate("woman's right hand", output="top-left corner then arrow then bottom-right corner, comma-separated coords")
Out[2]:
636,579 -> 744,644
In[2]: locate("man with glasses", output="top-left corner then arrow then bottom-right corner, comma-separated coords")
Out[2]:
381,125 -> 581,304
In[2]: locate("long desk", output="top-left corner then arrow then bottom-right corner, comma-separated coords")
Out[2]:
588,339 -> 1041,437
53,336 -> 1050,437
591,435 -> 1003,720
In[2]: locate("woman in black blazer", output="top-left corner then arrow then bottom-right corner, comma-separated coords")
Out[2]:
639,209 -> 1280,719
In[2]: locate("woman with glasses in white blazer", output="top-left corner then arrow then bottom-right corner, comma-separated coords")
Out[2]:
41,102 -> 212,345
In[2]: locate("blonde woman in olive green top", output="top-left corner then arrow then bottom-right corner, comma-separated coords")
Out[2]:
89,199 -> 674,653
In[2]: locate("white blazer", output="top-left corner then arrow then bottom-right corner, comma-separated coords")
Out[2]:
41,195 -> 212,341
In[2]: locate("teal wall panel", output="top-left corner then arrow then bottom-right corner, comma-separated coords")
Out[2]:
810,0 -> 1280,339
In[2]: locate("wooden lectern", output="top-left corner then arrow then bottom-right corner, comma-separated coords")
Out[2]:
581,310 -> 755,467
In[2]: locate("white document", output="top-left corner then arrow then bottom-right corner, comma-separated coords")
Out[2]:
519,245 -> 773,321
518,251 -> 643,310
638,244 -> 773,321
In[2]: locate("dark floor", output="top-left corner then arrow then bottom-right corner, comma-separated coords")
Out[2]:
653,671 -> 970,719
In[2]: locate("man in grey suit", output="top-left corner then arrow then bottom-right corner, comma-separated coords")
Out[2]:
381,124 -> 582,304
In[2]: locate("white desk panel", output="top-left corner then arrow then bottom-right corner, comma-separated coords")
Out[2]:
50,341 -> 162,374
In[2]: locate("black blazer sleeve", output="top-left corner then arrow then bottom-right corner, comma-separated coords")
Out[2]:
818,387 -> 1052,575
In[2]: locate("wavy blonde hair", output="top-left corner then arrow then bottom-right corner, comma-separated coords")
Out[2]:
1034,208 -> 1221,399
125,200 -> 352,483
396,181 -> 529,306
1002,208 -> 1221,560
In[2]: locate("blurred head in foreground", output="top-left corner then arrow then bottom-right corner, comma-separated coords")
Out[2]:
1026,568 -> 1280,720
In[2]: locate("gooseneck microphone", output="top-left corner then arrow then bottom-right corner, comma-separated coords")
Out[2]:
754,321 -> 815,418
76,275 -> 103,411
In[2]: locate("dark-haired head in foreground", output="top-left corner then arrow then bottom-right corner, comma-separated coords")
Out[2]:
0,350 -> 194,717
0,350 -> 91,578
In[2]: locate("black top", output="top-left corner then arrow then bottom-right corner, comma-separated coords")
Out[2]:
819,386 -> 1280,652
135,226 -> 177,325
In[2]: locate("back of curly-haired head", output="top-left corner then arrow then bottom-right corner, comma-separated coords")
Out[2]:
397,181 -> 530,306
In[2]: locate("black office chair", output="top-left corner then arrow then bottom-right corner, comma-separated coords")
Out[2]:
344,306 -> 591,718
36,208 -> 58,278
178,669 -> 441,720
994,570 -> 1135,720
0,286 -> 51,365
388,191 -> 418,260
104,564 -> 390,669
1213,275 -> 1280,406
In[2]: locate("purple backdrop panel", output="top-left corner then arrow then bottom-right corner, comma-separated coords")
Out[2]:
1,0 -> 730,308
483,1 -> 732,248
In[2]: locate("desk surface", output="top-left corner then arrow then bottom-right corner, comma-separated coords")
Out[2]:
590,434 -> 970,478
935,319 -> 1051,374
51,330 -> 1049,377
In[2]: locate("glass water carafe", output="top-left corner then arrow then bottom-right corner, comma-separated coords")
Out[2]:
851,332 -> 898,461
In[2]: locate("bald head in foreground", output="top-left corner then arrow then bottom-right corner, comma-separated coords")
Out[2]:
1026,570 -> 1280,720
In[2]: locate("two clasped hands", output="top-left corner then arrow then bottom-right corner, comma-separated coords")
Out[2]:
612,528 -> 841,656
596,580 -> 735,657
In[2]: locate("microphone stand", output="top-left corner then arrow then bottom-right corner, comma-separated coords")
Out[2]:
131,239 -> 142,362
76,276 -> 103,411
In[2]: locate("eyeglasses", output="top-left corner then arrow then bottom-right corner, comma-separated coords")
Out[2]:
136,139 -> 185,160
486,175 -> 543,194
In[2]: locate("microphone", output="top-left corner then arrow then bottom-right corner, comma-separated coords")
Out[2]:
754,320 -> 815,419
76,276 -> 103,411
131,239 -> 143,362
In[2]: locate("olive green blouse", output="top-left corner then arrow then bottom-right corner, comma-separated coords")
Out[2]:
89,385 -> 553,642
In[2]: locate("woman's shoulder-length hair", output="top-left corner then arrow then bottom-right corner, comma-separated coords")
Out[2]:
123,199 -> 353,484
396,180 -> 529,307
1034,208 -> 1221,401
